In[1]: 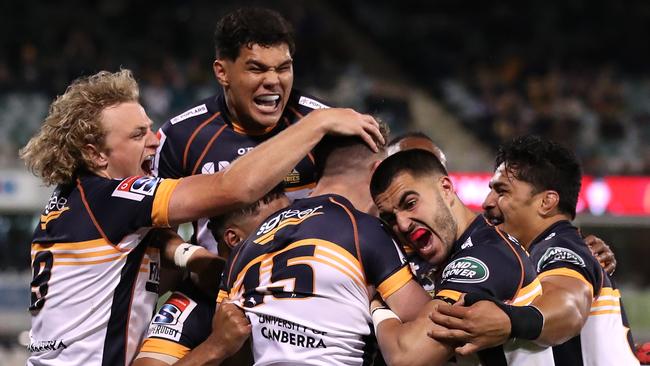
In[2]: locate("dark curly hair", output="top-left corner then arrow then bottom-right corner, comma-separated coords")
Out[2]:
495,135 -> 582,219
214,7 -> 295,60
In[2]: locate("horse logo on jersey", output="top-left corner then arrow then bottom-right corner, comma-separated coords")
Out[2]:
112,176 -> 160,201
441,256 -> 490,284
537,246 -> 586,272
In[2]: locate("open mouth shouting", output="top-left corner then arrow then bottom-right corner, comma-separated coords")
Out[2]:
141,154 -> 155,175
253,93 -> 281,114
409,227 -> 436,258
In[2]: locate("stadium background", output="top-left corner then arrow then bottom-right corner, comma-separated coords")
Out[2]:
1,0 -> 649,363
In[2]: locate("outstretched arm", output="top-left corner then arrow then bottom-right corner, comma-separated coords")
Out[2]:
429,274 -> 592,354
167,108 -> 383,226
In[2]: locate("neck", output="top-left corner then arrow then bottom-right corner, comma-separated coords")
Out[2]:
520,214 -> 571,249
450,194 -> 479,241
310,174 -> 374,214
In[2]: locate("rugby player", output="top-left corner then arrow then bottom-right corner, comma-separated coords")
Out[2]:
20,69 -> 381,365
369,149 -> 552,365
218,123 -> 433,365
155,7 -> 332,254
134,188 -> 290,366
428,135 -> 639,366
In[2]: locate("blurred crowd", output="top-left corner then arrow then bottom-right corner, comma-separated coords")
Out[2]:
441,60 -> 650,175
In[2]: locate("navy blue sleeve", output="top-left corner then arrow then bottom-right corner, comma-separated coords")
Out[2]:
357,216 -> 413,298
436,237 -> 523,302
531,234 -> 603,296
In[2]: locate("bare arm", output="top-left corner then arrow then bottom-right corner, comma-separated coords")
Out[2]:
428,274 -> 593,354
383,278 -> 432,322
174,303 -> 251,366
167,108 -> 382,226
374,298 -> 454,366
532,275 -> 592,346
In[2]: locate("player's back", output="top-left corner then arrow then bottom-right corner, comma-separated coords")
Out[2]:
222,194 -> 412,366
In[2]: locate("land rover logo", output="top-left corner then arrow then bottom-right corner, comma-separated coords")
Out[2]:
537,247 -> 586,272
441,256 -> 489,283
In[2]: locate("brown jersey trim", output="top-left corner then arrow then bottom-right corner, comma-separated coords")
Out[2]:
489,216 -> 525,302
329,197 -> 365,278
191,124 -> 227,175
76,178 -> 115,247
182,112 -> 221,172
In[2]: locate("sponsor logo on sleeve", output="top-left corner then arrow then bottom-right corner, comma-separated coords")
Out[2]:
441,256 -> 490,283
112,176 -> 161,201
537,246 -> 586,272
218,161 -> 230,171
201,162 -> 215,174
461,237 -> 473,249
298,96 -> 329,110
170,104 -> 208,124
148,292 -> 196,342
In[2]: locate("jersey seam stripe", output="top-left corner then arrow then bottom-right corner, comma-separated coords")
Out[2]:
491,217 -> 525,302
77,178 -> 116,247
190,124 -> 228,175
329,197 -> 366,282
182,111 -> 221,172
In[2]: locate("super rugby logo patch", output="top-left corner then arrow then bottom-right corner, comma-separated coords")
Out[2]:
112,176 -> 160,201
537,247 -> 586,272
441,256 -> 489,283
148,292 -> 196,342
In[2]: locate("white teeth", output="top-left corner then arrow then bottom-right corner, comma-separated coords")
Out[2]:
256,95 -> 280,102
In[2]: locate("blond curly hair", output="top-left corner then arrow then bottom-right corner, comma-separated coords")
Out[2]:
20,69 -> 140,186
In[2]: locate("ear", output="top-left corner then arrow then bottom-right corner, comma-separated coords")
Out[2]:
223,227 -> 245,248
438,175 -> 455,199
213,59 -> 229,87
82,143 -> 108,172
538,190 -> 560,216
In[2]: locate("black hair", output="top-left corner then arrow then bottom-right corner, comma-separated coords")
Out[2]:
207,184 -> 286,245
214,7 -> 295,60
370,149 -> 448,198
313,120 -> 389,179
495,135 -> 582,219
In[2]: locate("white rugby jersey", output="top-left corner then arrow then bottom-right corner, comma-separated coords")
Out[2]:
221,195 -> 413,365
28,174 -> 178,366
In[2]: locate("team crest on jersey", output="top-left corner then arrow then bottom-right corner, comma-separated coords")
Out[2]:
170,104 -> 208,124
284,169 -> 301,184
112,176 -> 160,201
298,96 -> 329,110
441,256 -> 489,283
537,246 -> 586,272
